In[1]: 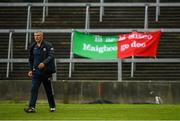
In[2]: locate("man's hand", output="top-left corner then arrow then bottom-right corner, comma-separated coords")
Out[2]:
28,71 -> 33,78
38,63 -> 45,70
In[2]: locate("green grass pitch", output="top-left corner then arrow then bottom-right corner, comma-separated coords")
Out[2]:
0,102 -> 180,120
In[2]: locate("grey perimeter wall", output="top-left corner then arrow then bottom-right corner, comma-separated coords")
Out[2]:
0,80 -> 180,104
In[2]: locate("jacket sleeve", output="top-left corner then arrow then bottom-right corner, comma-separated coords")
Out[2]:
42,42 -> 55,65
28,43 -> 35,71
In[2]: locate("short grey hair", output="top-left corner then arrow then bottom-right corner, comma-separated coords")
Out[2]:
34,31 -> 43,35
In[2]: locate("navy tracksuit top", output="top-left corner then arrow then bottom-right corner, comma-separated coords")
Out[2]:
29,40 -> 56,75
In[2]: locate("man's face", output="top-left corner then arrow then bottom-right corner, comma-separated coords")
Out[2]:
34,32 -> 43,43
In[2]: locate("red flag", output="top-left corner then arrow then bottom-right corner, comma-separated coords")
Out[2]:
117,31 -> 161,58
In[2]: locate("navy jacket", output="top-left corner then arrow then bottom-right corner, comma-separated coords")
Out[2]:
29,40 -> 56,75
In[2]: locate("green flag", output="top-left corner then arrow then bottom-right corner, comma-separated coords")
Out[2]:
72,31 -> 118,59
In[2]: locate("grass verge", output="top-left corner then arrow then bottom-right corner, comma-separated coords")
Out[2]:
0,102 -> 180,120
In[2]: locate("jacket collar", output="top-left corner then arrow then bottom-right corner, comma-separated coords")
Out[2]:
40,41 -> 45,49
34,41 -> 45,49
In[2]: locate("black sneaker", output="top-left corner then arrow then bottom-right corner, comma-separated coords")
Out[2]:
24,107 -> 36,113
50,108 -> 55,112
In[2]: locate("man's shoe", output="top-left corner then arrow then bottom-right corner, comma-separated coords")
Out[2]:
24,107 -> 35,113
50,108 -> 55,112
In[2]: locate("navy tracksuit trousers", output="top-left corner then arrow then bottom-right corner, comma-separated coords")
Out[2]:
29,73 -> 55,108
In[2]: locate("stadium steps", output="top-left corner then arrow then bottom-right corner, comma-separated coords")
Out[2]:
0,1 -> 180,81
0,34 -> 9,58
0,7 -> 27,29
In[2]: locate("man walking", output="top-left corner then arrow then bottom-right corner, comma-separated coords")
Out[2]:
24,31 -> 56,113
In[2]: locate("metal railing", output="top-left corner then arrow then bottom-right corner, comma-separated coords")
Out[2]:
1,57 -> 180,81
26,4 -> 32,50
42,0 -> 48,23
156,0 -> 160,22
6,31 -> 13,78
0,1 -> 180,81
0,28 -> 180,81
99,0 -> 104,22
1,2 -> 180,49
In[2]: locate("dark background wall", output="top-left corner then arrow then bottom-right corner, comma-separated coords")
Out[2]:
0,80 -> 180,104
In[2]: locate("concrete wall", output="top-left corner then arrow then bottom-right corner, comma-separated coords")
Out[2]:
0,80 -> 180,104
